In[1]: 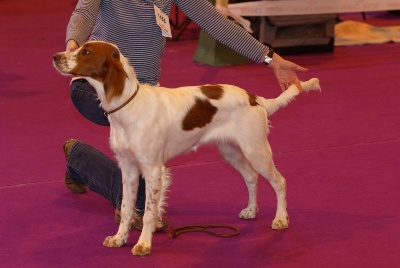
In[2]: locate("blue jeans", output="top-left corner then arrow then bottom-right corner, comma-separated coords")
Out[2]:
66,79 -> 146,211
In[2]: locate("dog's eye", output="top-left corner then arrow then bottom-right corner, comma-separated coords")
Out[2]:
82,49 -> 90,55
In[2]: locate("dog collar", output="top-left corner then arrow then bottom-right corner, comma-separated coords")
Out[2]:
104,84 -> 139,116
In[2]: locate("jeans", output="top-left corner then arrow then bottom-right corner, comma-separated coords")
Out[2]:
66,79 -> 146,211
70,79 -> 110,126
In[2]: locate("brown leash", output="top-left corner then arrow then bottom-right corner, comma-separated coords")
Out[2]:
165,213 -> 240,238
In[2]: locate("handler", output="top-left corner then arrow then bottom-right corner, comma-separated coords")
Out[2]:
62,0 -> 307,231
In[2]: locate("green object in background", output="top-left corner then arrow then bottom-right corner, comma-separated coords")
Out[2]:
192,0 -> 247,66
193,29 -> 248,66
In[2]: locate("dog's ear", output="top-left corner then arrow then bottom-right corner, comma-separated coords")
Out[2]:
103,47 -> 128,102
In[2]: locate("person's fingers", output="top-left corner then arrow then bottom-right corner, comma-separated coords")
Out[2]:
66,40 -> 79,51
293,77 -> 304,92
281,59 -> 308,72
295,65 -> 308,72
290,63 -> 308,72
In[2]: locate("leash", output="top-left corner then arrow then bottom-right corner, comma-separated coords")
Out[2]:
164,213 -> 240,238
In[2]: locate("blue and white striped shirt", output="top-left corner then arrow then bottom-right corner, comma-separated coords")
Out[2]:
66,0 -> 269,85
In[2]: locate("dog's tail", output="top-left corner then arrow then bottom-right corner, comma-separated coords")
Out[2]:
256,78 -> 321,116
157,167 -> 172,220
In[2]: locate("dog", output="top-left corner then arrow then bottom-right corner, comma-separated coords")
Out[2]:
53,41 -> 321,256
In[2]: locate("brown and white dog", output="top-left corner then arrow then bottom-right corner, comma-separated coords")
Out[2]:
53,41 -> 320,256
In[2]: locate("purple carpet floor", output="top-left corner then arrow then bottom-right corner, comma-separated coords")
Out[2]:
0,1 -> 399,267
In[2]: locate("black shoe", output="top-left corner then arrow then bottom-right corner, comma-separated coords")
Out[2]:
63,139 -> 86,193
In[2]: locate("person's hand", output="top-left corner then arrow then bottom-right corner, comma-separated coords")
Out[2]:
268,52 -> 308,92
66,39 -> 79,51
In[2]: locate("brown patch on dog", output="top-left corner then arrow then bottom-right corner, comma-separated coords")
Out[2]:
71,42 -> 127,103
248,93 -> 259,106
182,98 -> 218,131
200,84 -> 224,100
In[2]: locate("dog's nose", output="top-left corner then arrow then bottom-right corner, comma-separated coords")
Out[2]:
53,53 -> 61,62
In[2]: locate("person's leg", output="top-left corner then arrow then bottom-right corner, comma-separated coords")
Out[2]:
65,140 -> 146,212
70,79 -> 110,126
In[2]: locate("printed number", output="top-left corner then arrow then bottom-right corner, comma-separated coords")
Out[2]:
158,13 -> 166,23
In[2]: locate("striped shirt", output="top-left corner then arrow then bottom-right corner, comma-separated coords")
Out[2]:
66,0 -> 269,85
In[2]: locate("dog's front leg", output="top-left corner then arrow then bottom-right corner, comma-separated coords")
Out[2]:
132,165 -> 163,256
103,163 -> 140,248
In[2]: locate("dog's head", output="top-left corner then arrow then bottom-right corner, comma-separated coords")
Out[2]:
53,41 -> 128,102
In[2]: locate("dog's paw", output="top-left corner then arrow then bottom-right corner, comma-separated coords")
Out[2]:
132,242 -> 152,256
271,216 -> 290,230
239,207 -> 258,219
103,234 -> 128,248
301,78 -> 321,92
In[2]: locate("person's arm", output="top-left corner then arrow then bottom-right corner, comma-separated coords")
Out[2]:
176,0 -> 266,62
65,0 -> 101,50
175,0 -> 307,91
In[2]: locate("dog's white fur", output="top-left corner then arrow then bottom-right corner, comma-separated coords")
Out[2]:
53,41 -> 321,256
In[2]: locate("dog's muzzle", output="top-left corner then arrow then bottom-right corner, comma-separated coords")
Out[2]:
53,52 -> 71,74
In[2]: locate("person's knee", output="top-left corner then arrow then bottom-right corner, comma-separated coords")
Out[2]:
70,79 -> 110,126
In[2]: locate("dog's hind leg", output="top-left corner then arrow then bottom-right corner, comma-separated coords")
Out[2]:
241,140 -> 289,230
103,163 -> 140,248
218,143 -> 259,219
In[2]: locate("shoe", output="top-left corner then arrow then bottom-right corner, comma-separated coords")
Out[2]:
115,209 -> 168,232
63,139 -> 86,193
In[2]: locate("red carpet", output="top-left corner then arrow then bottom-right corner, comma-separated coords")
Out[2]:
1,1 -> 399,267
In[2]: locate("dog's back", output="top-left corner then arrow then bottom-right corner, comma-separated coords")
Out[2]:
121,78 -> 320,165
